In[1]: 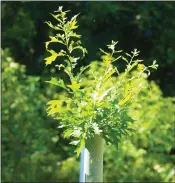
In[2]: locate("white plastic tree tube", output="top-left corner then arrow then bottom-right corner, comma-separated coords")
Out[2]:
85,135 -> 104,182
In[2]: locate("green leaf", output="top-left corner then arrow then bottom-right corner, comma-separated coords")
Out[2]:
55,64 -> 65,70
58,125 -> 65,129
68,40 -> 75,53
107,40 -> 118,51
45,36 -> 64,50
47,100 -> 62,115
44,50 -> 64,66
56,34 -> 65,41
46,77 -> 68,90
67,81 -> 80,91
71,129 -> 81,137
70,19 -> 78,29
63,129 -> 74,138
127,62 -> 138,72
75,137 -> 85,157
69,14 -> 80,30
98,87 -> 115,102
50,13 -> 63,23
70,13 -> 80,22
45,21 -> 62,30
72,45 -> 87,57
71,32 -> 81,38
70,140 -> 80,145
92,123 -> 102,135
119,93 -> 132,106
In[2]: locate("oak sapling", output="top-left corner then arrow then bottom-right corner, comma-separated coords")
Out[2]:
44,6 -> 158,156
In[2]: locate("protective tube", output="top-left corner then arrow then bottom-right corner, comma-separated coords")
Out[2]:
79,147 -> 90,182
86,135 -> 104,182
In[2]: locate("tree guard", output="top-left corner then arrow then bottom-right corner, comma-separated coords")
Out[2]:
80,135 -> 104,182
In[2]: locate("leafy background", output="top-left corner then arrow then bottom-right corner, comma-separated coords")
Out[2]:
2,1 -> 175,182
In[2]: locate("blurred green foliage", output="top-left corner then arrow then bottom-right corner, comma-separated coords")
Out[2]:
2,49 -> 78,181
1,1 -> 175,182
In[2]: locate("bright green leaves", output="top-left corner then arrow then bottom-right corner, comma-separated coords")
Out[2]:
137,64 -> 145,71
63,128 -> 81,139
63,129 -> 74,138
67,81 -> 80,91
107,40 -> 118,51
75,137 -> 85,157
44,50 -> 58,65
46,77 -> 62,86
92,123 -> 102,135
102,54 -> 112,67
45,7 -> 158,157
100,41 -> 122,72
142,60 -> 158,76
71,129 -> 81,138
70,140 -> 80,145
46,77 -> 82,93
126,62 -> 138,72
50,13 -> 64,24
70,32 -> 81,39
120,48 -> 158,78
63,126 -> 85,157
44,50 -> 64,66
46,77 -> 68,90
131,48 -> 140,57
45,21 -> 62,31
68,40 -> 87,57
47,100 -> 62,115
119,93 -> 132,106
45,6 -> 87,79
148,60 -> 159,71
70,17 -> 79,30
45,36 -> 64,50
